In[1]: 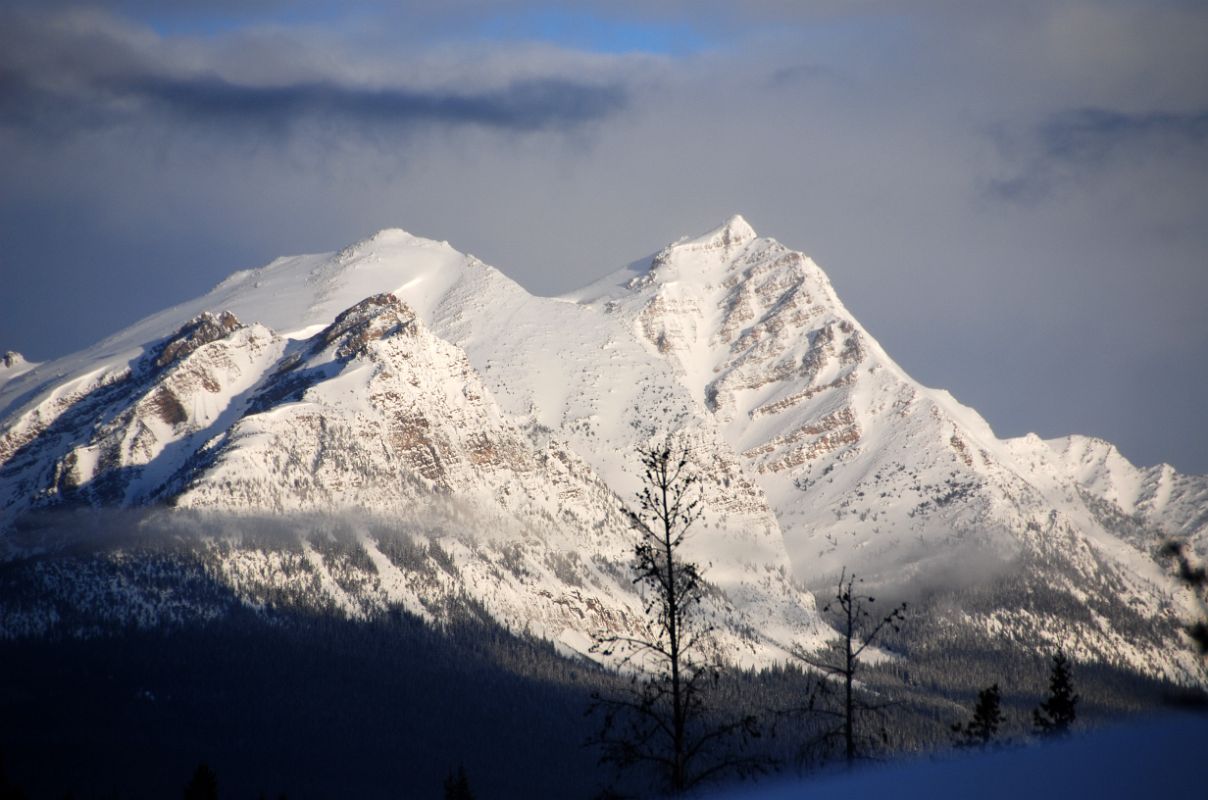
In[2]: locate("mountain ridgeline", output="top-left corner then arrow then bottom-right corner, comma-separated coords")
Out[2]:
2,217 -> 1206,685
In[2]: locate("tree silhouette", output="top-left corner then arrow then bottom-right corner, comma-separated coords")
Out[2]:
0,750 -> 27,800
951,683 -> 1004,749
791,569 -> 906,767
588,441 -> 759,795
183,762 -> 217,800
443,765 -> 475,800
1033,651 -> 1078,736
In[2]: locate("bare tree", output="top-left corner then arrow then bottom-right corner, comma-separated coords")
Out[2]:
589,442 -> 758,795
791,569 -> 906,768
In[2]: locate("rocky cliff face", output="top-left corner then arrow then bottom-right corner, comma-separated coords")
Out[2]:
1,217 -> 1205,682
0,313 -> 283,521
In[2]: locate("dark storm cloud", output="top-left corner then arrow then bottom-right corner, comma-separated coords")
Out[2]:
991,107 -> 1208,201
119,74 -> 625,134
0,65 -> 627,143
1041,107 -> 1208,162
0,9 -> 628,142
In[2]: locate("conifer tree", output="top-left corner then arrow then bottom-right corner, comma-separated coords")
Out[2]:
1033,651 -> 1078,736
443,765 -> 475,800
0,750 -> 27,800
951,683 -> 1004,748
183,762 -> 218,800
1160,540 -> 1208,655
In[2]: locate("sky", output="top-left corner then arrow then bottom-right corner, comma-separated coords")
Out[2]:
1,1 -> 1206,473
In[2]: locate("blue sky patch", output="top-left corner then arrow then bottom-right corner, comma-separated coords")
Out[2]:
471,8 -> 714,55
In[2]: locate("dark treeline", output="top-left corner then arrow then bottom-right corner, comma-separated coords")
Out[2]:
0,603 -> 617,799
1,592 -> 1198,798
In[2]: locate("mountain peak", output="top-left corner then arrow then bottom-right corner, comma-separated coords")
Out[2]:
3,215 -> 1207,684
366,227 -> 417,244
690,215 -> 753,248
334,227 -> 456,266
360,227 -> 458,252
669,214 -> 758,255
720,213 -> 756,240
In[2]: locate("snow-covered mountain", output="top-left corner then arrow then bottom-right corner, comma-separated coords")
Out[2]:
1,217 -> 1205,682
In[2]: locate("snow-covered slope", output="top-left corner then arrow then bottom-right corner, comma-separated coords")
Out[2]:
1039,434 -> 1208,550
0,351 -> 35,390
0,271 -> 827,667
1,217 -> 1205,682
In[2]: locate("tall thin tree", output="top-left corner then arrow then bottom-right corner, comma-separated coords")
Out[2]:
792,569 -> 906,767
589,442 -> 757,795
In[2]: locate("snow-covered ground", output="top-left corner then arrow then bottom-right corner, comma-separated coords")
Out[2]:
710,713 -> 1208,800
